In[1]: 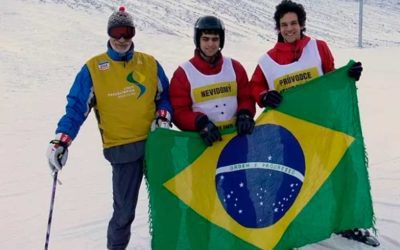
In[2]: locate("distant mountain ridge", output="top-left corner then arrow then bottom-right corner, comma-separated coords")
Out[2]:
38,0 -> 400,47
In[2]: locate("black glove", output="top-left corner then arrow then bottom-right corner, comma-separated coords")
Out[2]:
196,116 -> 222,146
348,61 -> 363,81
236,110 -> 255,135
262,90 -> 282,108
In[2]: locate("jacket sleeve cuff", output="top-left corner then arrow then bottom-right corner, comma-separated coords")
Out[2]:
237,109 -> 253,118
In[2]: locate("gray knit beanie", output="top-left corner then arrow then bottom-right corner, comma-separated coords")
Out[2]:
107,6 -> 135,34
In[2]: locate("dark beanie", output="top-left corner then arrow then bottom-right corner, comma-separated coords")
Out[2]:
107,6 -> 134,33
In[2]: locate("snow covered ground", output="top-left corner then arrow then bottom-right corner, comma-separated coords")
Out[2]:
0,0 -> 399,249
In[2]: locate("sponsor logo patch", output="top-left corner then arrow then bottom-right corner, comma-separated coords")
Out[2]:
98,61 -> 110,71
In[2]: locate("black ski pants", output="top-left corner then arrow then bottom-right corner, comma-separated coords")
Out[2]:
104,141 -> 145,250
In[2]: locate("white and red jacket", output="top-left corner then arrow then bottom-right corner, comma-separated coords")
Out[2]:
250,35 -> 335,107
170,50 -> 255,131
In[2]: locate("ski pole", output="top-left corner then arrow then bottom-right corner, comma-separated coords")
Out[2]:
44,171 -> 59,250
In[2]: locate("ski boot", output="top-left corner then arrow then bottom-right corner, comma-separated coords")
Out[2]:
338,228 -> 380,247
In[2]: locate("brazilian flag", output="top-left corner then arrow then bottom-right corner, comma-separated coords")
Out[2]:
145,61 -> 374,250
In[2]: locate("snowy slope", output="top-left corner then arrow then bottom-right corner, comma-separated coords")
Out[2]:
0,0 -> 399,249
37,0 -> 400,47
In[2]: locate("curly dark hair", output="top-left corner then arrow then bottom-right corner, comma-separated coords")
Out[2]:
274,0 -> 307,38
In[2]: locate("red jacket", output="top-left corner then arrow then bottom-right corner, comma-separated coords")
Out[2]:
250,35 -> 335,107
170,50 -> 255,131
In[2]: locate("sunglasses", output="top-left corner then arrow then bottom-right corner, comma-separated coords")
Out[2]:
108,26 -> 135,40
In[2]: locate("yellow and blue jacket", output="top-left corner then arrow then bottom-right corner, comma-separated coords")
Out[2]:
56,43 -> 172,148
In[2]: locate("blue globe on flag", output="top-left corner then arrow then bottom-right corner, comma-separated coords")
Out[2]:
215,124 -> 305,228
